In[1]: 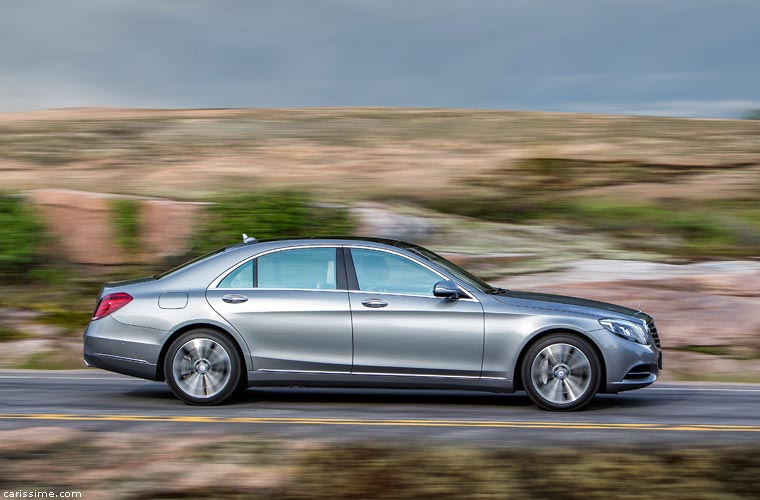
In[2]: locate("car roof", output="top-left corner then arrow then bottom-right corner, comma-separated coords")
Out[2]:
221,236 -> 413,251
258,236 -> 405,246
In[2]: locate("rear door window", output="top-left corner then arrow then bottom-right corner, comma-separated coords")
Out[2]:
257,247 -> 337,290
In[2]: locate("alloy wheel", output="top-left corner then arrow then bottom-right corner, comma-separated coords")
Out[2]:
530,342 -> 592,405
172,337 -> 233,399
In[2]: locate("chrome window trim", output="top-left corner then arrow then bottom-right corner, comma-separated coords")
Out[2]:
209,244 -> 339,290
208,242 -> 478,302
348,289 -> 474,301
217,288 -> 347,293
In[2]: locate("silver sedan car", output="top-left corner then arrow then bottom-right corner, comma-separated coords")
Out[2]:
83,237 -> 662,410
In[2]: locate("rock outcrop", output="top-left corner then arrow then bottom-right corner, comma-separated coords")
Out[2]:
25,189 -> 206,265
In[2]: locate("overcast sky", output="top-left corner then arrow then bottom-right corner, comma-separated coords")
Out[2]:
2,0 -> 759,117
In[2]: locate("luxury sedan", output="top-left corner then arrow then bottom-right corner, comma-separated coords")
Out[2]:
83,237 -> 662,410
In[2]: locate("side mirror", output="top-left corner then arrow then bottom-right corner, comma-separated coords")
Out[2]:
433,280 -> 462,299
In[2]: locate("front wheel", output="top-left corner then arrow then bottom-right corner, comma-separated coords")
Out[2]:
164,329 -> 242,405
521,334 -> 601,411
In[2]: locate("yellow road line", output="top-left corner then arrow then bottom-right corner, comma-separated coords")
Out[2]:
0,413 -> 759,432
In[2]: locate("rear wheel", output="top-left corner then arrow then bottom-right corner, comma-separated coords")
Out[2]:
164,329 -> 242,405
521,334 -> 601,411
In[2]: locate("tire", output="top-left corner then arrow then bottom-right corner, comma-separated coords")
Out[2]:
520,334 -> 601,411
164,329 -> 242,405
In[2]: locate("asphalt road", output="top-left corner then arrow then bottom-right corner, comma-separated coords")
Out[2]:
1,369 -> 759,445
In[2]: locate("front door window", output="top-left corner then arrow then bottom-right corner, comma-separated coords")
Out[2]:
351,248 -> 439,296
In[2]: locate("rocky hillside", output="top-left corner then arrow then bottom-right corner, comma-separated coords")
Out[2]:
0,107 -> 758,380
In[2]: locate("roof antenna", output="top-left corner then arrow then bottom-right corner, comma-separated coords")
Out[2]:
242,234 -> 258,244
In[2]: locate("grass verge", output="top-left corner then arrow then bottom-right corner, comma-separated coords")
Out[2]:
0,433 -> 757,499
16,349 -> 84,370
0,325 -> 28,342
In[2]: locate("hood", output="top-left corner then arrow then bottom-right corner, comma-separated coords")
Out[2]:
493,290 -> 640,318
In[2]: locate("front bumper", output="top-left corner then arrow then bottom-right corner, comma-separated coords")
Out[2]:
592,326 -> 662,393
604,348 -> 662,393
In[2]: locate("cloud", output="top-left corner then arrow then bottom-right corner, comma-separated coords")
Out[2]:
0,0 -> 758,116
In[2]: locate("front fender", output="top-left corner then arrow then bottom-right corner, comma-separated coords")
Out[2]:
482,309 -> 603,380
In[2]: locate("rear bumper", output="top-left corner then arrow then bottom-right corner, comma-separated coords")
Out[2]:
83,351 -> 157,380
83,315 -> 164,381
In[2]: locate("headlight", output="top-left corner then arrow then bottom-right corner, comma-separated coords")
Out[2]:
599,318 -> 650,345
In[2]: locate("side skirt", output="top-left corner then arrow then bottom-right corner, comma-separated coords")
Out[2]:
247,371 -> 514,393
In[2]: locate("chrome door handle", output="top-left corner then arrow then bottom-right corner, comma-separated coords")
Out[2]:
222,294 -> 249,304
361,298 -> 388,308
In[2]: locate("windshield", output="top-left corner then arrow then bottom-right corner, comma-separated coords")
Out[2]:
401,243 -> 496,294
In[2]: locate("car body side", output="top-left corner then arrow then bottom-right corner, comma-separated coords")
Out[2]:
83,239 -> 660,394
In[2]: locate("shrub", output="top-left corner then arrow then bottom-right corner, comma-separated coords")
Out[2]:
0,195 -> 44,282
189,191 -> 354,256
110,198 -> 141,253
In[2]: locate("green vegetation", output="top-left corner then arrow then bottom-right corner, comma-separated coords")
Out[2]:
463,158 -> 741,193
110,198 -> 141,253
37,308 -> 92,335
26,265 -> 74,286
552,199 -> 760,257
0,324 -> 27,341
0,281 -> 101,339
291,444 -> 760,500
0,195 -> 43,282
189,191 -> 354,256
17,349 -> 83,370
417,195 -> 760,258
676,345 -> 731,356
1,435 -> 758,499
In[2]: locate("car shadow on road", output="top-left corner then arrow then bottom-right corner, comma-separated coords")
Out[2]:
584,391 -> 690,411
126,384 -> 684,412
242,388 -> 537,408
126,384 -> 534,407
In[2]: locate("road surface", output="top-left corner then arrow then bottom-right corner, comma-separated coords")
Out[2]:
1,370 -> 759,444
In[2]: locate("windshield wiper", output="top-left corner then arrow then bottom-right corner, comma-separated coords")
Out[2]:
490,287 -> 509,295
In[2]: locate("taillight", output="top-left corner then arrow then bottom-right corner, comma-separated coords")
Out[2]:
92,292 -> 133,320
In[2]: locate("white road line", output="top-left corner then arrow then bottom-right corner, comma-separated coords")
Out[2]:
647,387 -> 760,393
0,376 -> 136,381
